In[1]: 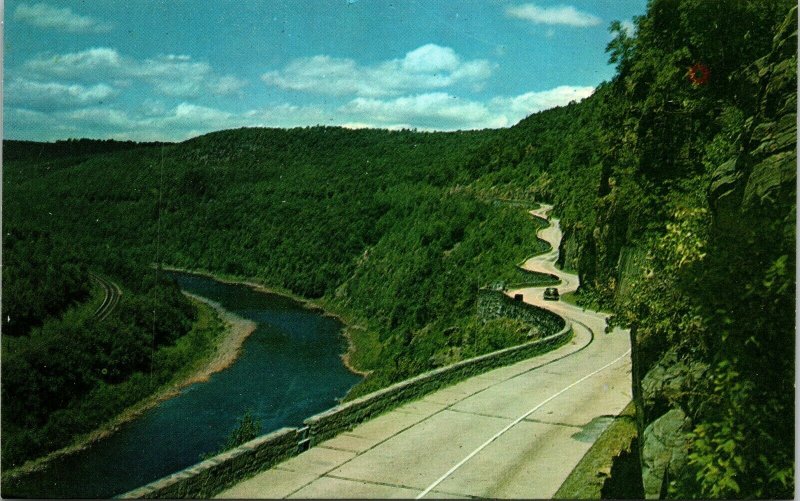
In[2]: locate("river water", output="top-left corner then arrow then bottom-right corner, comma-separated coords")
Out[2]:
6,272 -> 361,498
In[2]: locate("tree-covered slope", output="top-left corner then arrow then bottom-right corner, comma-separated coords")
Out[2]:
2,126 -> 556,465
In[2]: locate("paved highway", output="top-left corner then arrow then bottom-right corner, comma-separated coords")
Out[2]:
217,204 -> 632,499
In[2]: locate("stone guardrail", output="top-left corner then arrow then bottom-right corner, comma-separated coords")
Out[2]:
477,289 -> 565,335
120,307 -> 571,499
304,320 -> 571,446
119,427 -> 300,499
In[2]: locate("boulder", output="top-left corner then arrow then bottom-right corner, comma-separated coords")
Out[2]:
641,408 -> 691,499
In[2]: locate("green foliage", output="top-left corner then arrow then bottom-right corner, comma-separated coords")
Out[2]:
3,126 -> 547,403
3,138 -> 166,163
1,229 -> 91,337
658,207 -> 709,270
461,2 -> 795,497
606,19 -> 636,72
223,410 -> 262,451
0,275 -> 208,469
679,361 -> 794,499
202,410 -> 262,460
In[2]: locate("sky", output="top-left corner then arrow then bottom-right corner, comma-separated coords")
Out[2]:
4,0 -> 647,142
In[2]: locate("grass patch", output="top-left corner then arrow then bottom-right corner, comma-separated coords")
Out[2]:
560,291 -> 581,307
343,326 -> 382,374
152,297 -> 227,381
560,290 -> 613,314
554,401 -> 638,499
85,279 -> 107,316
48,277 -> 112,328
507,267 -> 560,288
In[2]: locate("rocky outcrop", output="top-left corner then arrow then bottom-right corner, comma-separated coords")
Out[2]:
636,7 -> 796,499
556,224 -> 585,275
640,347 -> 708,425
710,6 -> 797,225
641,409 -> 691,499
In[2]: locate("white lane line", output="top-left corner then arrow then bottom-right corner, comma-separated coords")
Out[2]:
415,347 -> 632,499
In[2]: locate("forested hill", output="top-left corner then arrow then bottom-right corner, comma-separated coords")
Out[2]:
2,125 -> 554,470
2,0 -> 796,496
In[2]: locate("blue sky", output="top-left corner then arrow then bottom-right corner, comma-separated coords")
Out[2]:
4,0 -> 646,142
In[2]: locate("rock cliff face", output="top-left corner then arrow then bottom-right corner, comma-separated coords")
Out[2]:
710,7 -> 797,228
633,7 -> 797,498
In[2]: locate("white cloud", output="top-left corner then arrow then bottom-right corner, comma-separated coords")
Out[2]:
67,107 -> 139,129
209,75 -> 248,95
260,84 -> 593,131
401,44 -> 460,73
59,103 -> 240,140
23,48 -> 246,98
243,103 -> 334,127
14,3 -> 113,33
506,3 -> 601,27
8,100 -> 332,141
6,86 -> 595,141
24,47 -> 123,76
490,85 -> 595,118
134,55 -> 243,97
262,44 -> 494,97
621,20 -> 636,35
6,78 -> 117,110
169,103 -> 233,125
340,93 -> 496,129
334,85 -> 594,130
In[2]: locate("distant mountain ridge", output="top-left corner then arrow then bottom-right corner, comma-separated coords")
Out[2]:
3,138 -> 169,162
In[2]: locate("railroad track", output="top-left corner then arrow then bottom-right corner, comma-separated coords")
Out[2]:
89,272 -> 123,321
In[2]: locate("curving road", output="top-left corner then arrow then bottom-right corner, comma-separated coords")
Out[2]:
218,204 -> 632,499
90,272 -> 123,321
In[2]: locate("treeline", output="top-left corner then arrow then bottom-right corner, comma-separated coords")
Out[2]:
4,128 -> 502,297
333,191 -> 550,393
2,138 -> 169,162
2,138 -> 213,469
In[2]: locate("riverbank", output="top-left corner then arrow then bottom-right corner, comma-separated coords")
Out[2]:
178,293 -> 257,385
339,326 -> 373,377
160,265 -> 304,303
160,265 -> 372,378
2,297 -> 251,482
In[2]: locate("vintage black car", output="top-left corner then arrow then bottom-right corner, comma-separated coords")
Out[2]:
543,287 -> 560,301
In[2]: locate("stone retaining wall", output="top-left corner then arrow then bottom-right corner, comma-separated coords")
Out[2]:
119,428 -> 300,499
477,289 -> 565,336
305,322 -> 571,445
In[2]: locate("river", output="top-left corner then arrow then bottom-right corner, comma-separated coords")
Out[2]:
5,272 -> 361,498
